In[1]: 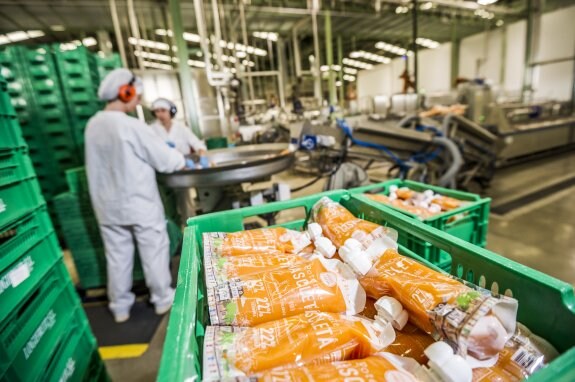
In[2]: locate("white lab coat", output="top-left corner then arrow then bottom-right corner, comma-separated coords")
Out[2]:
85,111 -> 185,316
150,120 -> 207,155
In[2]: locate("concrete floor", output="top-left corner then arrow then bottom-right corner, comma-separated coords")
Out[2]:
99,152 -> 575,380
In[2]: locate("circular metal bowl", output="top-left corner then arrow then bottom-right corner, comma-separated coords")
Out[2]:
159,143 -> 297,188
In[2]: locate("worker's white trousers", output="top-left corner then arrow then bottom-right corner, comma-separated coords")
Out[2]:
100,222 -> 174,316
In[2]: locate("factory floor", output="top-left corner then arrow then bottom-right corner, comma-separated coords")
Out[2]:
86,152 -> 575,381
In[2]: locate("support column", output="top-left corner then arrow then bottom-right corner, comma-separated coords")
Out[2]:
412,0 -> 418,92
292,28 -> 302,78
109,0 -> 127,67
325,10 -> 336,106
450,20 -> 460,89
277,38 -> 287,109
127,0 -> 144,69
96,30 -> 113,56
522,0 -> 542,103
337,35 -> 344,108
169,0 -> 202,137
312,10 -> 322,104
239,2 -> 255,103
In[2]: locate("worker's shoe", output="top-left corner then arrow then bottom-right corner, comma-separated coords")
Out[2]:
114,312 -> 130,323
155,302 -> 172,316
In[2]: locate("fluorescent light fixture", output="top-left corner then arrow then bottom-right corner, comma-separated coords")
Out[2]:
343,67 -> 358,75
343,74 -> 356,82
142,60 -> 172,70
342,58 -> 373,70
156,29 -> 267,56
0,36 -> 9,45
335,81 -> 342,87
135,50 -> 173,62
26,30 -> 45,38
420,2 -> 433,10
496,19 -> 504,27
50,25 -> 66,32
128,37 -> 170,51
253,31 -> 278,41
395,6 -> 409,14
477,0 -> 498,4
187,59 -> 206,68
236,51 -> 247,58
320,65 -> 329,72
375,41 -> 408,56
474,9 -> 495,19
415,37 -> 440,49
242,59 -> 255,67
6,31 -> 29,42
0,30 -> 45,45
82,37 -> 97,47
349,50 -> 390,64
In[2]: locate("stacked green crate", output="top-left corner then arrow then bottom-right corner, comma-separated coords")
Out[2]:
94,52 -> 122,81
53,45 -> 103,156
0,77 -> 108,381
0,45 -> 80,202
54,167 -> 182,289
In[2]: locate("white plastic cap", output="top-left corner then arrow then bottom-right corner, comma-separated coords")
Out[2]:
423,190 -> 435,198
429,204 -> 442,214
389,185 -> 399,193
389,193 -> 397,201
314,237 -> 336,258
307,223 -> 323,241
375,296 -> 408,330
339,239 -> 372,276
425,342 -> 472,382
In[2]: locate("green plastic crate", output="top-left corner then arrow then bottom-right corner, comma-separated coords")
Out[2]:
0,262 -> 82,382
44,317 -> 97,382
0,115 -> 26,149
158,191 -> 575,382
0,230 -> 62,324
0,148 -> 35,186
0,176 -> 45,230
83,351 -> 111,382
350,179 -> 490,271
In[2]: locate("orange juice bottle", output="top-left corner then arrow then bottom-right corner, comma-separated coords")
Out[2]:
202,311 -> 396,380
311,197 -> 397,249
204,227 -> 313,257
207,256 -> 366,326
203,249 -> 313,287
357,248 -> 518,360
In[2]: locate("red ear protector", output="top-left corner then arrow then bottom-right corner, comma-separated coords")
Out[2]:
118,74 -> 137,103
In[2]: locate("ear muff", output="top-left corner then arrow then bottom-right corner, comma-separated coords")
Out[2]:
118,75 -> 136,103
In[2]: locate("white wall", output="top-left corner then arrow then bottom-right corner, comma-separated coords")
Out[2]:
357,4 -> 575,102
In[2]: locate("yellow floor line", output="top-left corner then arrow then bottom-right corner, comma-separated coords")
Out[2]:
99,344 -> 149,360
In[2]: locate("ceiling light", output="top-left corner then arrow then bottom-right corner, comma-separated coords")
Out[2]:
6,31 -> 29,42
320,65 -> 329,72
343,74 -> 356,82
253,31 -> 278,41
395,6 -> 409,14
349,50 -> 390,64
187,59 -> 206,68
135,50 -> 174,62
415,37 -> 440,49
342,58 -> 373,70
50,25 -> 66,32
236,51 -> 247,58
82,37 -> 97,47
420,2 -> 433,10
375,41 -> 407,56
332,65 -> 341,71
477,0 -> 498,5
0,35 -> 9,45
26,30 -> 45,39
336,81 -> 342,87
343,67 -> 358,75
156,29 -> 267,56
142,61 -> 172,70
128,37 -> 170,51
496,20 -> 504,27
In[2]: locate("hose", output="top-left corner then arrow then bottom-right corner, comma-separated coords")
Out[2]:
432,136 -> 463,188
397,114 -> 420,128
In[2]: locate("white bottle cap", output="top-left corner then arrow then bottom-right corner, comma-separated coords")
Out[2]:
424,342 -> 472,382
314,237 -> 336,258
307,223 -> 323,241
429,204 -> 442,214
389,193 -> 397,201
375,296 -> 408,330
389,185 -> 399,193
339,239 -> 372,276
423,189 -> 435,198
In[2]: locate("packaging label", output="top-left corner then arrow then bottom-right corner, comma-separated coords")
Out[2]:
23,309 -> 56,360
0,256 -> 35,295
58,357 -> 76,382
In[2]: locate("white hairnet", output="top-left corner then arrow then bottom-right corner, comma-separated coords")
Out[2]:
98,68 -> 144,101
151,98 -> 173,110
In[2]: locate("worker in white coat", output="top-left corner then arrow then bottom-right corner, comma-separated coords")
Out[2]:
149,98 -> 208,162
85,69 -> 196,323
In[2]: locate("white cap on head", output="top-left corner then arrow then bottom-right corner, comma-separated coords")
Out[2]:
152,98 -> 173,110
98,68 -> 143,101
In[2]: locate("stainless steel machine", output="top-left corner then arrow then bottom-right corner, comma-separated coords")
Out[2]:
158,143 -> 296,220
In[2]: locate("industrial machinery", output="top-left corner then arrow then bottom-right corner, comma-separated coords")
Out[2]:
158,143 -> 296,221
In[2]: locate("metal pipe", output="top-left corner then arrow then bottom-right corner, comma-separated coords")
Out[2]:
109,0 -> 127,67
211,0 -> 225,70
170,0 -> 202,137
412,0 -> 418,92
500,25 -> 507,87
312,10 -> 322,105
337,35 -> 344,109
292,28 -> 302,77
193,0 -> 211,69
277,38 -> 286,109
450,20 -> 460,89
239,1 -> 255,103
96,30 -> 113,56
127,0 -> 144,69
325,10 -> 336,106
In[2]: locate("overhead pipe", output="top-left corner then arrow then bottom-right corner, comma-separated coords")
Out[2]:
108,0 -> 127,67
127,0 -> 144,69
239,1 -> 255,103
